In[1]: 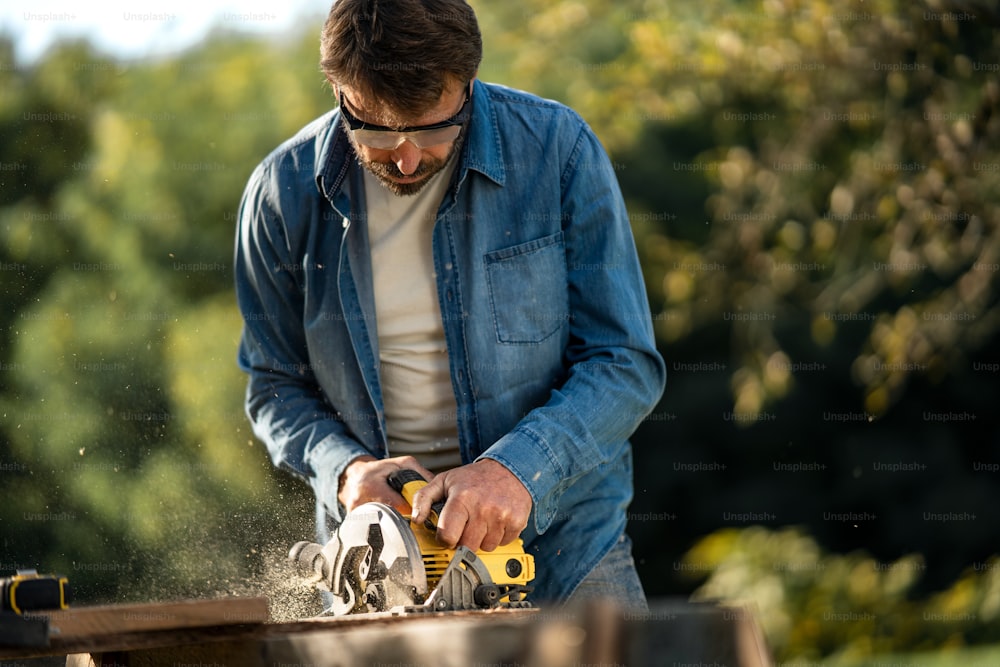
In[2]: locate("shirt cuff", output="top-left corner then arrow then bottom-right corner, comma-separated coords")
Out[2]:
304,437 -> 372,524
478,426 -> 567,534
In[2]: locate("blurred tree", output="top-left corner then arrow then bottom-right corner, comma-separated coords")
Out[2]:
484,0 -> 1000,418
681,526 -> 1000,663
0,30 -> 323,602
0,7 -> 997,659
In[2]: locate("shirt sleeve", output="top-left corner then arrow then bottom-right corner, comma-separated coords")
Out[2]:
234,161 -> 370,523
478,122 -> 667,534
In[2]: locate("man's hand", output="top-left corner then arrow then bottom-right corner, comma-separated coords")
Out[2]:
338,455 -> 436,516
411,459 -> 532,552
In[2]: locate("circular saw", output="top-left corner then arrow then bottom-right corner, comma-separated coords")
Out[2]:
289,469 -> 535,615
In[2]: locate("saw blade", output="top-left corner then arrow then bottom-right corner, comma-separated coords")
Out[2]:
332,502 -> 427,613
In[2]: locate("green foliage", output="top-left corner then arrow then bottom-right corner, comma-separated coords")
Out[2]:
483,0 -> 1000,419
0,5 -> 997,663
682,527 -> 1000,663
0,29 -> 322,603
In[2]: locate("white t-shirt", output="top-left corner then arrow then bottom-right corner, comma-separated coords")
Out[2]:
363,158 -> 463,472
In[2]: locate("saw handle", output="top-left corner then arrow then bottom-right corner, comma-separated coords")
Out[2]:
387,468 -> 445,531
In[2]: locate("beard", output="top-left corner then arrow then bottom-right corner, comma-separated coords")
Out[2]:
349,126 -> 466,197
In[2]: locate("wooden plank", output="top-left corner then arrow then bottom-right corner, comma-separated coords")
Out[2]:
730,602 -> 775,667
72,609 -> 538,667
264,601 -> 774,667
264,612 -> 535,667
2,602 -> 532,659
0,597 -> 269,660
43,597 -> 270,641
5,598 -> 774,666
622,601 -> 774,667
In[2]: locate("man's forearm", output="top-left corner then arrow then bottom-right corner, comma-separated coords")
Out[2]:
245,372 -> 373,522
481,346 -> 663,531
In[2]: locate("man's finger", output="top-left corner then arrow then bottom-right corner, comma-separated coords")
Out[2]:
410,474 -> 446,525
499,523 -> 523,548
436,502 -> 472,550
477,523 -> 507,553
456,521 -> 488,553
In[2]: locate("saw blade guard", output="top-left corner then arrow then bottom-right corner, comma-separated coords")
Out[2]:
328,502 -> 428,614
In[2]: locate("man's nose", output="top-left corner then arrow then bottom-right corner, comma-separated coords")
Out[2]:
391,140 -> 421,175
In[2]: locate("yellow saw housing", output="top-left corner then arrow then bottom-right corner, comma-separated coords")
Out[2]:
408,517 -> 535,594
390,469 -> 535,601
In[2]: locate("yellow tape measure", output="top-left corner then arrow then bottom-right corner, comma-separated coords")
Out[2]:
1,570 -> 72,614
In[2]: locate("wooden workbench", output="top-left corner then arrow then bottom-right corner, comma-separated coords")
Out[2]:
0,597 -> 772,666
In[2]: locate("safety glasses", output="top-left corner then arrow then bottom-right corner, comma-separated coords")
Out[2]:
338,86 -> 472,150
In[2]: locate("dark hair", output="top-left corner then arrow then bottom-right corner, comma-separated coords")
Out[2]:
320,0 -> 482,116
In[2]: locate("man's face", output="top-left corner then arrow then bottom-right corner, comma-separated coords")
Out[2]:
339,83 -> 469,196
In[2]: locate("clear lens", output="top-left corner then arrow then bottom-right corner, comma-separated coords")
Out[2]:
353,124 -> 462,150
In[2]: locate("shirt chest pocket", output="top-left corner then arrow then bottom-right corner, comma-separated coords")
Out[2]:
484,232 -> 569,344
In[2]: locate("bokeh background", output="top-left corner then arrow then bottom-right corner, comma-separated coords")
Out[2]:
2,0 -> 999,664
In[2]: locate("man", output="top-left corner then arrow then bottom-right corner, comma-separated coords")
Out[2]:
235,0 -> 665,607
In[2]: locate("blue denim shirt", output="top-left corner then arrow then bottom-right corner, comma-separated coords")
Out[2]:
235,80 -> 666,603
